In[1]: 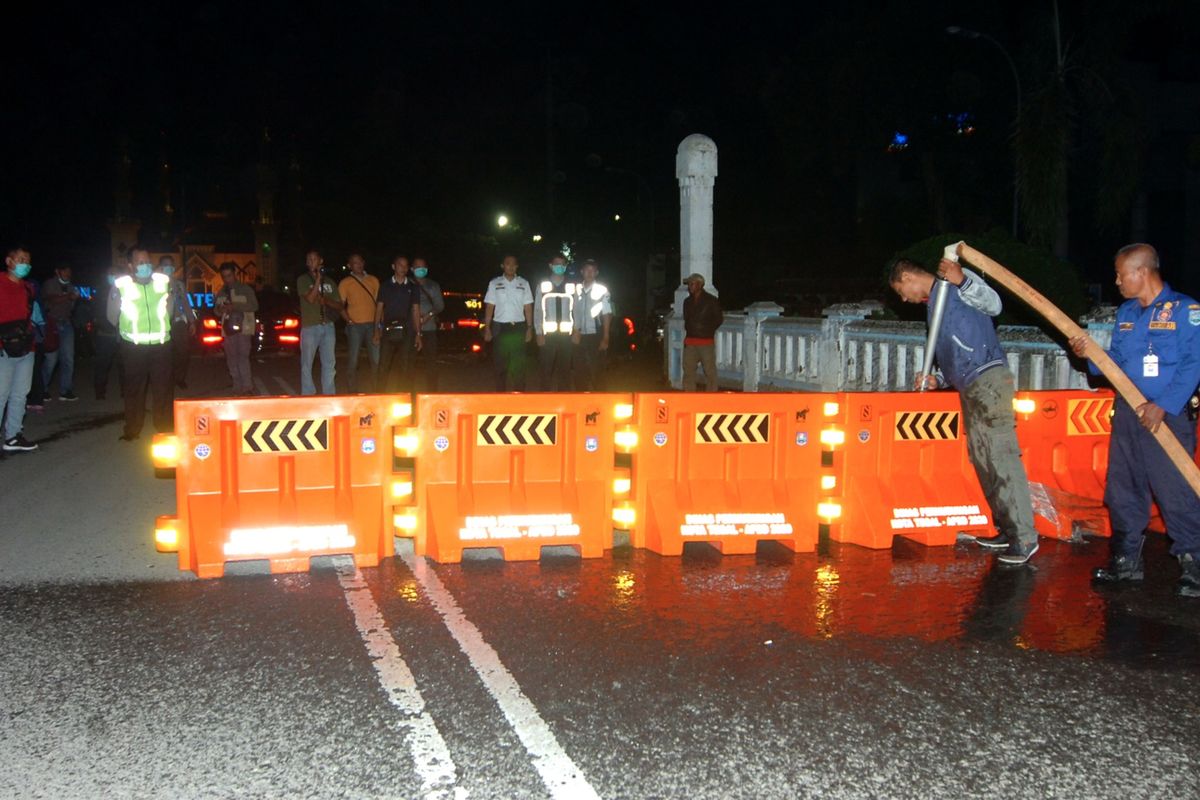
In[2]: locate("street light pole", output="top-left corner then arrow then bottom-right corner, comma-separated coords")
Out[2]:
947,25 -> 1022,239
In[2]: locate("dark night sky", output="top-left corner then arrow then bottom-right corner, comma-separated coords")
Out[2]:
5,1 -> 1200,305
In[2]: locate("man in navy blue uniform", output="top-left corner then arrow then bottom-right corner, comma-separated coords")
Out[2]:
890,254 -> 1040,565
1070,243 -> 1200,597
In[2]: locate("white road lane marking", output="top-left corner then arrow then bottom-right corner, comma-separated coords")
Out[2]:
335,559 -> 466,800
402,554 -> 601,800
274,376 -> 296,395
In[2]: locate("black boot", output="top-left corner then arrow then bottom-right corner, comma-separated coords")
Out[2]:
1176,554 -> 1200,599
1092,531 -> 1145,584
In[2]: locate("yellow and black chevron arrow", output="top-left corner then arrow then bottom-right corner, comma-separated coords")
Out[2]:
241,418 -> 330,453
894,411 -> 960,441
693,413 -> 770,444
476,414 -> 557,446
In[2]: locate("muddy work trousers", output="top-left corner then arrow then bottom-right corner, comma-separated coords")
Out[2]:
960,366 -> 1037,547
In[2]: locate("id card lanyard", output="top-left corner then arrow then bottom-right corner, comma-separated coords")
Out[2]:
1144,340 -> 1159,378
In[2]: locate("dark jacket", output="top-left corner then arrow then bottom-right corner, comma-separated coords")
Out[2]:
931,269 -> 1006,392
684,290 -> 723,339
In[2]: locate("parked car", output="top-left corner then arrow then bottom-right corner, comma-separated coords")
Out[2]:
196,287 -> 301,355
435,291 -> 487,358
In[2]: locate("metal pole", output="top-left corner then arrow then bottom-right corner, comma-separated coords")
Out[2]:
919,278 -> 951,391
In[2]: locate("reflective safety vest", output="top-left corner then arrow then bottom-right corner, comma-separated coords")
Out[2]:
574,282 -> 612,334
537,279 -> 580,334
116,274 -> 172,345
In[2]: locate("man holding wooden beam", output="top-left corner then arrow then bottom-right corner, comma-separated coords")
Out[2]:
889,254 -> 1040,566
1070,243 -> 1200,598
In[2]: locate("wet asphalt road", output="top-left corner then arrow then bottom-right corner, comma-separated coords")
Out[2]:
2,352 -> 1199,799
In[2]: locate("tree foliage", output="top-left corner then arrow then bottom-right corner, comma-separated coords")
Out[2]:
893,229 -> 1089,326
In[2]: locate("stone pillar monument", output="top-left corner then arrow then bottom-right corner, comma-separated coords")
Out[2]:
674,134 -> 718,316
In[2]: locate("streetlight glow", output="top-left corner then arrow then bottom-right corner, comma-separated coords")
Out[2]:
497,214 -> 509,228
532,234 -> 543,242
613,214 -> 621,222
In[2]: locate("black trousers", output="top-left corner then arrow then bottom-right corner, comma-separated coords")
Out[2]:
379,327 -> 415,393
121,341 -> 173,438
574,334 -> 605,391
170,320 -> 192,387
413,330 -> 439,392
538,334 -> 573,390
491,324 -> 528,391
93,333 -> 123,399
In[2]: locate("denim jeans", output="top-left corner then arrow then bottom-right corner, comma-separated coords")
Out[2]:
344,321 -> 380,392
0,351 -> 35,440
42,319 -> 74,395
223,333 -> 254,394
300,322 -> 336,395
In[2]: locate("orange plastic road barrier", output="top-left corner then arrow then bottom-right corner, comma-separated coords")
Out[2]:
626,393 -> 832,556
400,393 -> 630,563
827,392 -> 995,548
1013,390 -> 1113,540
155,395 -> 404,578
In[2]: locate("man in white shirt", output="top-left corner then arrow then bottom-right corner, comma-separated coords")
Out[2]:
483,255 -> 534,391
571,259 -> 613,391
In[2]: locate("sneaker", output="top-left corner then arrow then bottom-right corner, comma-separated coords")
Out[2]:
60,392 -> 78,401
997,540 -> 1039,565
973,532 -> 1010,550
3,434 -> 38,452
26,404 -> 44,413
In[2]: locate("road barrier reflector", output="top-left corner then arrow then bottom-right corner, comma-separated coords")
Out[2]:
1013,397 -> 1037,415
613,474 -> 631,495
821,475 -> 837,491
894,411 -> 960,441
613,505 -> 636,528
241,418 -> 329,453
694,413 -> 770,444
475,413 -> 557,446
394,513 -> 419,533
151,434 -> 180,469
615,402 -> 634,420
823,402 -> 840,417
1066,397 -> 1114,436
394,431 -> 419,453
820,428 -> 846,447
155,515 -> 179,552
818,502 -> 843,520
615,429 -> 639,450
391,479 -> 413,499
391,401 -> 413,420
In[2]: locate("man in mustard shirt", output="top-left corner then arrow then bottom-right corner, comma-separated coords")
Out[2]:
338,252 -> 381,392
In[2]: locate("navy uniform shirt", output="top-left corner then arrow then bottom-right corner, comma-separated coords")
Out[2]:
378,276 -> 419,326
1102,283 -> 1200,415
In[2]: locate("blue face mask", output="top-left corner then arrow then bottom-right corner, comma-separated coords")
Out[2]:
413,267 -> 428,279
14,263 -> 32,279
136,263 -> 154,279
551,264 -> 567,276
